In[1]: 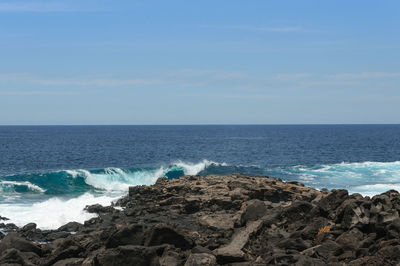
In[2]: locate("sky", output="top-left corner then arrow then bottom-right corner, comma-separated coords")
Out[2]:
0,0 -> 399,125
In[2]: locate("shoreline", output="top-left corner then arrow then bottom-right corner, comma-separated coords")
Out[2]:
1,174 -> 400,265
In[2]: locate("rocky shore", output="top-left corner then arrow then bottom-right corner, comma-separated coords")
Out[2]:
1,174 -> 400,265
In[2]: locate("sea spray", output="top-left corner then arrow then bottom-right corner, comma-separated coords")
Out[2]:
0,160 -> 225,228
0,193 -> 118,229
2,160 -> 400,228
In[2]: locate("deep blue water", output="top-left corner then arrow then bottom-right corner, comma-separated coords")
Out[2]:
1,125 -> 400,228
2,125 -> 400,175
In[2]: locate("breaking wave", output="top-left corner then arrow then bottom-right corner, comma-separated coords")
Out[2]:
2,160 -> 400,228
0,160 -> 226,195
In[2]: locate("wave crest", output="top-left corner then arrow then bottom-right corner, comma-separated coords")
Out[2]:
0,160 -> 227,195
0,181 -> 45,193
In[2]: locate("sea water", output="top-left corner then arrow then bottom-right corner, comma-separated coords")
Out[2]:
1,125 -> 400,229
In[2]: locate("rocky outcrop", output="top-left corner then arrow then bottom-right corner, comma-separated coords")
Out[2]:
2,174 -> 400,265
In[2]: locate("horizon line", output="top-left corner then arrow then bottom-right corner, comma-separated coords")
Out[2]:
0,123 -> 399,127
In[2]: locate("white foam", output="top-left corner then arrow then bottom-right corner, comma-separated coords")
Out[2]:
350,183 -> 400,197
68,160 -> 226,192
0,161 -> 227,229
175,159 -> 227,175
284,161 -> 400,196
64,169 -> 88,178
83,167 -> 165,192
0,181 -> 46,193
0,192 -> 118,229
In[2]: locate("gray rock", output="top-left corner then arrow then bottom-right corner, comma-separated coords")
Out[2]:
53,258 -> 85,266
21,223 -> 37,232
185,253 -> 217,266
144,224 -> 193,250
0,233 -> 42,255
240,199 -> 267,225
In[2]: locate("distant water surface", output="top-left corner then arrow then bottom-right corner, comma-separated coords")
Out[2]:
1,125 -> 400,228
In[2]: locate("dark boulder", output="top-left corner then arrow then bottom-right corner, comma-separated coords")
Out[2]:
0,248 -> 36,266
21,223 -> 37,232
144,224 -> 193,250
240,199 -> 267,226
58,222 -> 83,232
44,238 -> 84,266
84,204 -> 115,214
0,233 -> 42,255
318,189 -> 349,214
46,231 -> 71,241
335,228 -> 363,251
96,245 -> 160,266
106,224 -> 146,248
280,201 -> 314,223
185,253 -> 217,266
52,258 -> 85,266
5,223 -> 19,230
0,215 -> 10,221
184,198 -> 201,214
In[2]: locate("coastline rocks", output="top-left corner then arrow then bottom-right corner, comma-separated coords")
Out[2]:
3,174 -> 400,265
0,233 -> 42,256
144,224 -> 194,250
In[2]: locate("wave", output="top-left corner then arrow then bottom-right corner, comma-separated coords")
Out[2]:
0,181 -> 46,193
2,160 -> 400,197
0,160 -> 227,195
266,161 -> 400,196
2,160 -> 400,229
350,183 -> 400,197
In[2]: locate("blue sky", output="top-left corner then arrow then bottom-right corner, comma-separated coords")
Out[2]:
0,0 -> 399,124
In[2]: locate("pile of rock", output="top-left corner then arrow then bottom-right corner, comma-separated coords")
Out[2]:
1,174 -> 400,265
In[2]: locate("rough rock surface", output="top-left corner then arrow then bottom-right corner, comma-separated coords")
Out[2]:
1,174 -> 400,265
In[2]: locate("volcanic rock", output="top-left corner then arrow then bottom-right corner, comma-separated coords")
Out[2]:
2,174 -> 400,265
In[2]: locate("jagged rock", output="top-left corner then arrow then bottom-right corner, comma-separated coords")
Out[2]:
0,233 -> 42,255
214,220 -> 263,264
106,224 -> 146,248
21,223 -> 37,232
5,223 -> 19,230
318,189 -> 349,214
53,258 -> 85,266
44,238 -> 84,266
199,214 -> 234,231
58,222 -> 83,232
159,248 -> 183,266
280,201 -> 314,223
277,237 -> 309,251
0,248 -> 37,266
185,253 -> 217,266
3,174 -> 400,265
191,246 -> 212,254
144,224 -> 194,250
46,231 -> 71,241
96,245 -> 161,266
335,227 -> 363,250
84,204 -> 115,213
239,199 -> 267,225
184,198 -> 201,214
0,215 -> 10,221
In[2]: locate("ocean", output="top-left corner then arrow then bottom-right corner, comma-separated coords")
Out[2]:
1,125 -> 400,229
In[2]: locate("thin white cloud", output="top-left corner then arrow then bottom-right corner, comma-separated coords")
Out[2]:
0,70 -> 248,88
201,25 -> 306,33
0,1 -> 93,12
171,69 -> 246,79
0,73 -> 164,87
0,90 -> 68,95
31,78 -> 162,87
273,73 -> 312,80
329,72 -> 400,79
